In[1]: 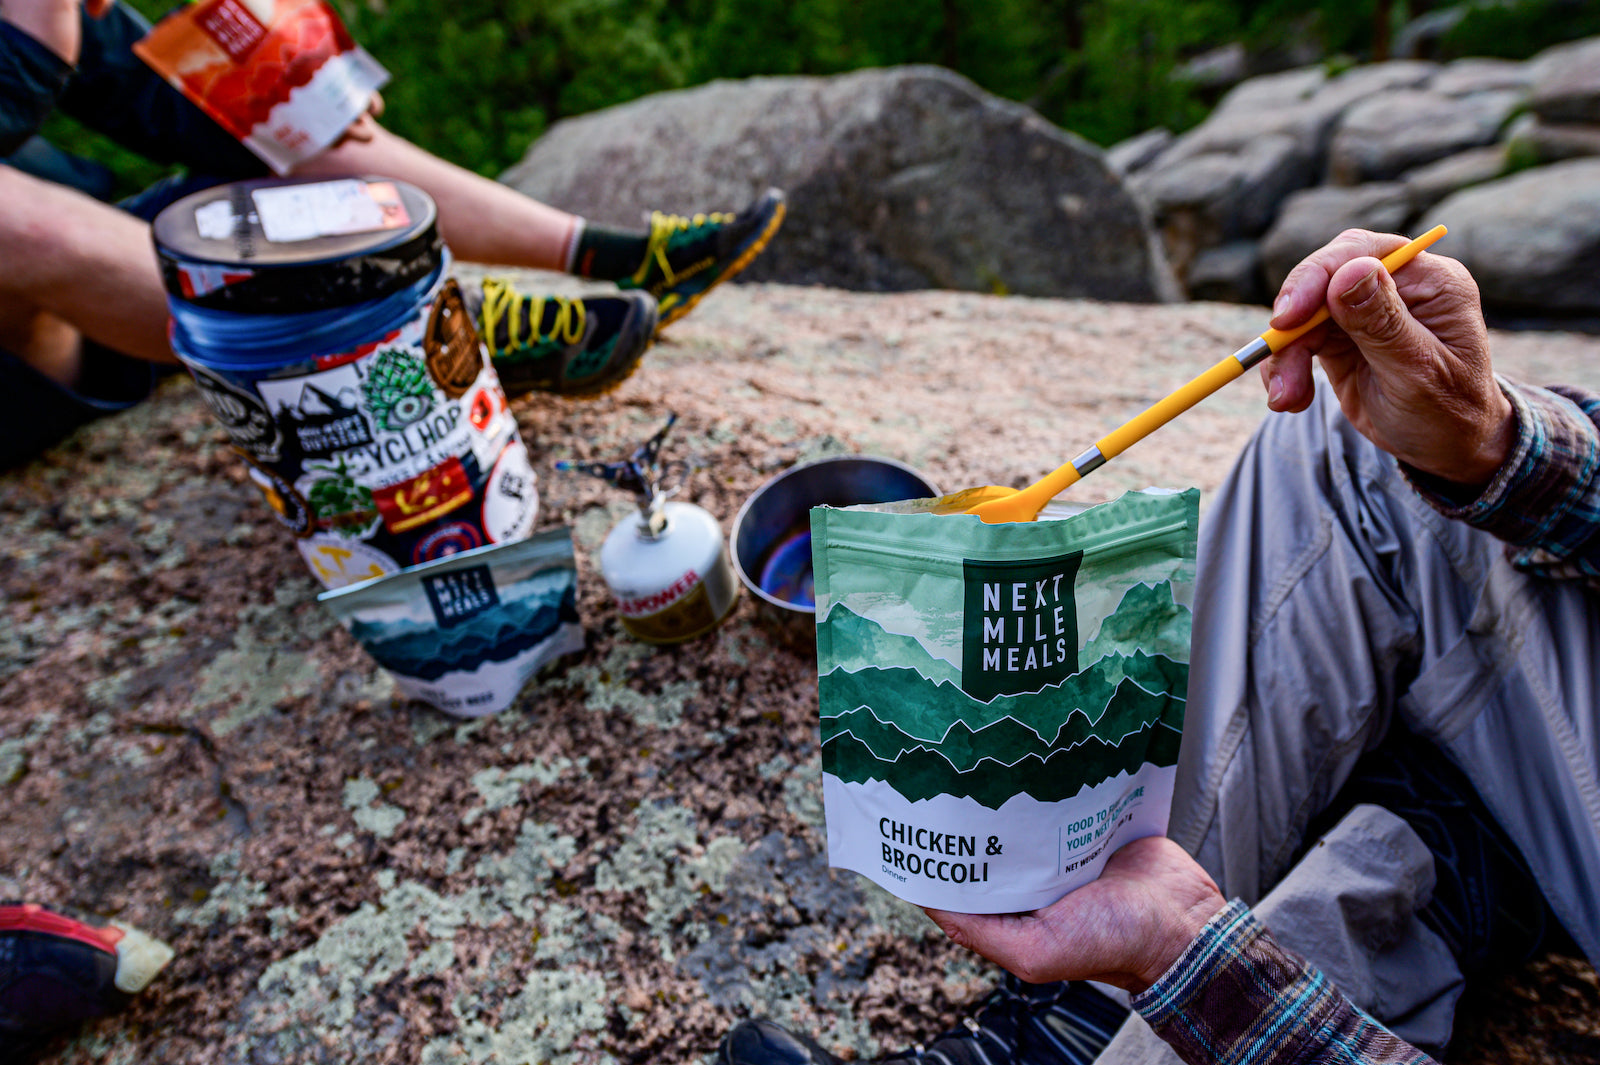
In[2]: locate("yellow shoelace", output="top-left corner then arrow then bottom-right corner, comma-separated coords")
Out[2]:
480,278 -> 585,358
631,210 -> 735,288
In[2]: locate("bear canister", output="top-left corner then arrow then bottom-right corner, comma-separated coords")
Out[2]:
152,176 -> 538,590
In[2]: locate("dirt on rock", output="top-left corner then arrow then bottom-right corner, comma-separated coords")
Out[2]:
2,277 -> 1597,1064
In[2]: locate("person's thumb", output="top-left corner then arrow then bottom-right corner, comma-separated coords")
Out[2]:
1326,257 -> 1433,368
923,907 -> 978,949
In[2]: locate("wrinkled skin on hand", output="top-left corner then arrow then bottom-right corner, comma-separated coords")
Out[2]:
925,835 -> 1226,994
1261,228 -> 1515,490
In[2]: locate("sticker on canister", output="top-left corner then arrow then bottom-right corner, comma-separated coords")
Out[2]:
423,279 -> 485,399
299,535 -> 400,589
189,362 -> 282,462
482,443 -> 540,544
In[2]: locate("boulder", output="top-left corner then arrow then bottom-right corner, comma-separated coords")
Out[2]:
1426,57 -> 1530,97
1208,66 -> 1328,119
500,66 -> 1179,302
1130,62 -> 1438,278
1312,60 -> 1441,115
1504,114 -> 1600,165
1116,39 -> 1600,315
1151,63 -> 1421,170
1106,127 -> 1173,177
1394,6 -> 1471,58
1129,134 -> 1311,279
1401,145 -> 1507,214
1421,158 -> 1600,313
1186,240 -> 1267,305
1260,184 -> 1413,289
1326,88 -> 1524,185
1527,36 -> 1600,123
1177,42 -> 1249,94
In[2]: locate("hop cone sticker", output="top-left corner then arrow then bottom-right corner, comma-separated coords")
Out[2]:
363,348 -> 437,431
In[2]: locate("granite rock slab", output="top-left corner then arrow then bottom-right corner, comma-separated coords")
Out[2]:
4,280 -> 1599,1064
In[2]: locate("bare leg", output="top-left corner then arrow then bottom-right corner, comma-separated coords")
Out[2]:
0,165 -> 175,374
1,119 -> 588,381
294,125 -> 578,271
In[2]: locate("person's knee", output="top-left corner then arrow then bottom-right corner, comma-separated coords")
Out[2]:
0,299 -> 82,387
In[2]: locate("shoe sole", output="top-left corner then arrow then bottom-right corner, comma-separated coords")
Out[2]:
557,294 -> 661,400
655,194 -> 787,336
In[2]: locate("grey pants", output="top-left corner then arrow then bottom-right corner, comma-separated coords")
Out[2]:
1101,384 -> 1600,1061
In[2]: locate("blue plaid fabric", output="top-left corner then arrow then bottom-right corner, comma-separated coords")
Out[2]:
1404,377 -> 1600,587
1133,901 -> 1436,1065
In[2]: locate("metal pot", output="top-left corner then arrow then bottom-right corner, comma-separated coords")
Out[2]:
730,455 -> 938,650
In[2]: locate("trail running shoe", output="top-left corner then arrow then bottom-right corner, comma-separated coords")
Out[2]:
476,278 -> 658,399
719,975 -> 1127,1065
620,188 -> 786,332
0,901 -> 175,1037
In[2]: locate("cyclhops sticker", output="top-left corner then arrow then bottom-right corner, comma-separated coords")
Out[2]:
811,488 -> 1197,913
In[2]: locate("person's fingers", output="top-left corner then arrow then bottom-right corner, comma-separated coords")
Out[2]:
367,91 -> 385,118
925,909 -> 1073,986
923,908 -> 991,953
1258,329 -> 1325,413
331,112 -> 378,148
925,909 -> 1026,963
1269,229 -> 1413,331
1325,256 -> 1441,376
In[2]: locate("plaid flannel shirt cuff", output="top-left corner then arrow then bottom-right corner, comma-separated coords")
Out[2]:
1403,377 -> 1600,578
1132,900 -> 1434,1065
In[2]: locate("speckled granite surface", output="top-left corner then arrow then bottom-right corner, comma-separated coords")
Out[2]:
3,279 -> 1598,1064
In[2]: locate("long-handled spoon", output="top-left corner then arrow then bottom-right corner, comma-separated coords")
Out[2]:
933,225 -> 1448,523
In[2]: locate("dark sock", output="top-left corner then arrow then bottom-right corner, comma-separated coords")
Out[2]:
572,224 -> 649,281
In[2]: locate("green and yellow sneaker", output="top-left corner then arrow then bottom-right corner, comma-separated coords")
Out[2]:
620,188 -> 786,332
477,278 -> 658,399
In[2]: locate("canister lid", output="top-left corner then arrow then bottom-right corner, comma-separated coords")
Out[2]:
152,176 -> 443,314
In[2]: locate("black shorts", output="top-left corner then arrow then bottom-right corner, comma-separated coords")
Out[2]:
0,344 -> 165,470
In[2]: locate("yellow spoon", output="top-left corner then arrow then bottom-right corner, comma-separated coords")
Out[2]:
936,225 -> 1449,524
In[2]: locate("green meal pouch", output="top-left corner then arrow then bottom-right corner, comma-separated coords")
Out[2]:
812,488 -> 1198,913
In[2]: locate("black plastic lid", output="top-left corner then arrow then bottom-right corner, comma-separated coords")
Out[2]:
152,176 -> 443,314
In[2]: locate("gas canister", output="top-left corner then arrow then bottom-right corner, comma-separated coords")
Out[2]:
560,416 -> 738,643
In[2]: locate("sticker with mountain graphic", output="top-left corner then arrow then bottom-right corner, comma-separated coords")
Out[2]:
812,488 -> 1198,913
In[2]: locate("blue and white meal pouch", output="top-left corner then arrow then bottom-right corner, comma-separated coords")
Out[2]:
319,527 -> 585,717
811,489 -> 1197,913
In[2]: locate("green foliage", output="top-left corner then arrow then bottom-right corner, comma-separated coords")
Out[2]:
24,0 -> 1600,192
1037,0 -> 1238,146
339,0 -> 692,176
1440,0 -> 1600,59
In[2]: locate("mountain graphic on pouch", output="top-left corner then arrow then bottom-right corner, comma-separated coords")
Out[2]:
347,566 -> 578,681
819,581 -> 1189,810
